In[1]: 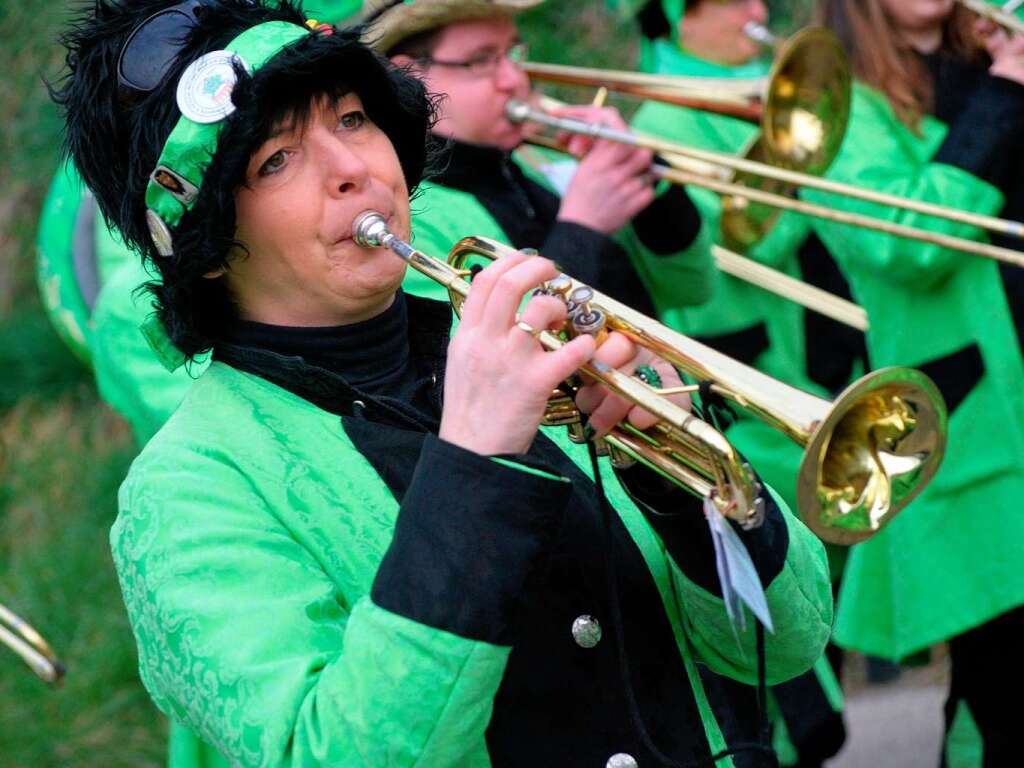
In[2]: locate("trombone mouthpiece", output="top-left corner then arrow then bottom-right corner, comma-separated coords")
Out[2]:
505,99 -> 531,123
744,21 -> 779,47
353,211 -> 390,248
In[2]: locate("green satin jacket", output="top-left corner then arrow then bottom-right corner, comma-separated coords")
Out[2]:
111,359 -> 833,767
806,83 -> 1024,659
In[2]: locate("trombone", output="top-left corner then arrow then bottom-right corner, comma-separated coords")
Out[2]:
354,211 -> 947,545
524,26 -> 852,249
507,99 -> 1024,267
0,602 -> 66,685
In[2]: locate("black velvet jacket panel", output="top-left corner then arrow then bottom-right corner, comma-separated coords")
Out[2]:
928,51 -> 1024,349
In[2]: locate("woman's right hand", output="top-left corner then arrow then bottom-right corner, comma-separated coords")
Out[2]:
978,17 -> 1024,85
439,251 -> 596,456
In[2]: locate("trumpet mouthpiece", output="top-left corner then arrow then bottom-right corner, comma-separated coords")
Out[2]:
353,211 -> 390,248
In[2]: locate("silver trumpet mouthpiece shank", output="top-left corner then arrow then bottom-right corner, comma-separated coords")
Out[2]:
353,211 -> 391,248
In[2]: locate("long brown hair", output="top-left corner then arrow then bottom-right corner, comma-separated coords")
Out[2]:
817,0 -> 985,130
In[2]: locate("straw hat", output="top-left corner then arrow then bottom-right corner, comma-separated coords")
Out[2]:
363,0 -> 543,53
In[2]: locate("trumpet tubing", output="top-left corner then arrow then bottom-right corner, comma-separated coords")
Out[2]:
353,212 -> 948,545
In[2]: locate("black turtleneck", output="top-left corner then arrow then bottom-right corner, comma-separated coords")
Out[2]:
927,49 -> 1024,346
430,138 -> 703,316
214,291 -> 441,426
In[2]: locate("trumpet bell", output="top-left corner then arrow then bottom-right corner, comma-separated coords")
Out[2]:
799,368 -> 947,545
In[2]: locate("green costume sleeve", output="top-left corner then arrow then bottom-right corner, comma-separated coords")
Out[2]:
803,84 -> 1005,289
663,489 -> 833,686
114,445 -> 508,767
91,257 -> 205,445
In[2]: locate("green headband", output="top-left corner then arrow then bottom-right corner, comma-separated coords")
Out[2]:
144,20 -> 311,243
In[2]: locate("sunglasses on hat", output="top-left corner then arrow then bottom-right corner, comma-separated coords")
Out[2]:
117,0 -> 256,106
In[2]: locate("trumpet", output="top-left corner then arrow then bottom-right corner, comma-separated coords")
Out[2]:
0,602 -> 66,685
353,211 -> 947,545
959,0 -> 1024,35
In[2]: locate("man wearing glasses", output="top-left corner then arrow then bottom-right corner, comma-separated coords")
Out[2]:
363,0 -> 716,317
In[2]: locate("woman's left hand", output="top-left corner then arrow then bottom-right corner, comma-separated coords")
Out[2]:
574,332 -> 691,436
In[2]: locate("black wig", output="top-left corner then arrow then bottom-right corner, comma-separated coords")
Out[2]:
53,0 -> 437,360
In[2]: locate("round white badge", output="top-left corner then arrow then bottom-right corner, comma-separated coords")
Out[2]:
176,50 -> 250,124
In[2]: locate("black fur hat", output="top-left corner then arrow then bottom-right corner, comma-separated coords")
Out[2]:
53,0 -> 435,361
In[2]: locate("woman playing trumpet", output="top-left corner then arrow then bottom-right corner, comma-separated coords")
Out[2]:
56,1 -> 832,766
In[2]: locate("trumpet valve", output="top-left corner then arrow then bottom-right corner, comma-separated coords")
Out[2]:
545,273 -> 574,297
571,308 -> 608,342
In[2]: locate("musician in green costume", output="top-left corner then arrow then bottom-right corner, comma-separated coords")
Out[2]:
52,1 -> 835,766
815,1 -> 1024,764
361,0 -> 716,334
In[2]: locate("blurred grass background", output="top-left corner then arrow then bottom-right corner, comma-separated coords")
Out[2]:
0,1 -> 809,765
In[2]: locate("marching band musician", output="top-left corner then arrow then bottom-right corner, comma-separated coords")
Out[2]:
623,2 -> 854,765
814,1 -> 1024,764
362,0 -> 717,321
36,0 -> 367,447
55,2 -> 833,767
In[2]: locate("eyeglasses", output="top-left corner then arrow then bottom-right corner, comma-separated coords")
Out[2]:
117,0 -> 256,106
421,42 -> 529,78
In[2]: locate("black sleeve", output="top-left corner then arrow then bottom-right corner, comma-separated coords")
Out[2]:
372,434 -> 572,645
630,181 -> 703,255
615,464 -> 789,596
933,74 -> 1024,188
542,220 -> 658,314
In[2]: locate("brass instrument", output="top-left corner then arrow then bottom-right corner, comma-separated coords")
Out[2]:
523,27 -> 852,249
353,211 -> 947,545
744,21 -> 782,49
0,602 -> 66,685
507,99 -> 1024,267
959,0 -> 1024,35
712,245 -> 868,331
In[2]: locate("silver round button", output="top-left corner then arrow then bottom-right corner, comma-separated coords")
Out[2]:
606,753 -> 638,768
571,615 -> 602,648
